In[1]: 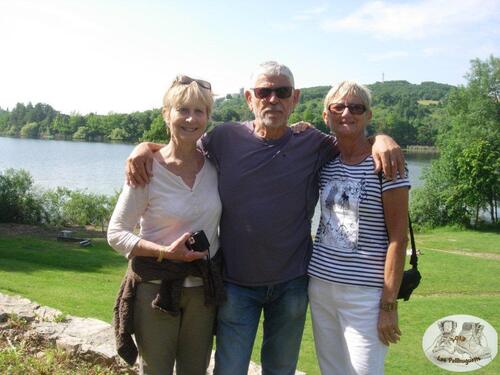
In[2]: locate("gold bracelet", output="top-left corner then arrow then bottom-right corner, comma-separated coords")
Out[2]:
380,301 -> 398,312
157,247 -> 166,262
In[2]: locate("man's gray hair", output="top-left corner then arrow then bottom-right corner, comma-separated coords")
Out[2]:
248,61 -> 295,89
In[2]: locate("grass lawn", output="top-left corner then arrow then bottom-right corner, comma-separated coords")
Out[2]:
1,226 -> 499,374
417,99 -> 440,105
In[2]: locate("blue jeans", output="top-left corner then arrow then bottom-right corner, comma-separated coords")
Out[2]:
214,276 -> 309,375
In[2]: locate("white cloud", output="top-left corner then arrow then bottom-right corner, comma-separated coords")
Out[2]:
274,4 -> 329,30
321,0 -> 500,40
367,51 -> 410,62
293,4 -> 328,21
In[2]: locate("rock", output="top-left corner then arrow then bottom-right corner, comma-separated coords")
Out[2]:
32,321 -> 68,341
35,305 -> 64,322
62,317 -> 117,361
0,309 -> 8,322
56,335 -> 82,354
0,293 -> 39,322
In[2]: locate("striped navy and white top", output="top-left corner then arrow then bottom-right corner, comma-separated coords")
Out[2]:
308,155 -> 410,289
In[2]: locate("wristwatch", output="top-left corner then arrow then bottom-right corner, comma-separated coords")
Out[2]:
380,301 -> 398,312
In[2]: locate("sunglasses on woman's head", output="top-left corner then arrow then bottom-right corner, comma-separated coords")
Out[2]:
328,103 -> 367,115
175,75 -> 212,90
252,86 -> 293,99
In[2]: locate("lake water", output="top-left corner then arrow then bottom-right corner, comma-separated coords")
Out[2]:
0,137 -> 135,195
0,136 -> 435,195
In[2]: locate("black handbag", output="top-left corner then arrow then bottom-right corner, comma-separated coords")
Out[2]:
398,217 -> 421,301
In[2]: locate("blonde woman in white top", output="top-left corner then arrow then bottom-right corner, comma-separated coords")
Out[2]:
108,75 -> 222,375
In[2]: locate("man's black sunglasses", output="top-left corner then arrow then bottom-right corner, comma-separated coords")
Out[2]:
252,86 -> 293,99
328,103 -> 367,115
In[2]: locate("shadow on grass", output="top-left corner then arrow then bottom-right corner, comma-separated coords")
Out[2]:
0,235 -> 127,274
471,223 -> 500,234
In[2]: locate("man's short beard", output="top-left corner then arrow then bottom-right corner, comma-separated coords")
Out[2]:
257,109 -> 290,129
261,117 -> 287,128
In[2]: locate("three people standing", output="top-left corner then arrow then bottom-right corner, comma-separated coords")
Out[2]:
115,62 -> 407,375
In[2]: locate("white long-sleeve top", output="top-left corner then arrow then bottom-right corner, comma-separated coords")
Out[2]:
108,157 -> 221,286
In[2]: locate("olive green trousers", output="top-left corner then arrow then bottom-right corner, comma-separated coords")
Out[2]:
133,282 -> 216,375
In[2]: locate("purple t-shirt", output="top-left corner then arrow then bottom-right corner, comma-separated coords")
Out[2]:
202,121 -> 338,286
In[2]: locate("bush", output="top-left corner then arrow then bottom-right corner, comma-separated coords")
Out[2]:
41,187 -> 118,230
39,187 -> 72,226
62,190 -> 115,230
410,158 -> 472,228
0,169 -> 44,224
0,169 -> 118,230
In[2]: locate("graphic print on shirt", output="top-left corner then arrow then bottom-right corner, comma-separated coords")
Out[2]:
319,176 -> 367,252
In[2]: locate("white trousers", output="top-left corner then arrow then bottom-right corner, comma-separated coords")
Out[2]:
309,277 -> 388,375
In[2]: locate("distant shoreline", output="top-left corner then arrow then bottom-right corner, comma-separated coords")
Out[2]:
1,135 -> 442,153
404,145 -> 439,154
0,134 -> 136,146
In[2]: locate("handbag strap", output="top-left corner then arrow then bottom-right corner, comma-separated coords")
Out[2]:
378,172 -> 418,270
408,215 -> 418,269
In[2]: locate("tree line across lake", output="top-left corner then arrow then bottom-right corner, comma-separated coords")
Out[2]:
0,80 -> 453,148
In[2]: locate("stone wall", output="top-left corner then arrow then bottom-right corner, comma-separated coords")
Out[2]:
0,293 -> 306,374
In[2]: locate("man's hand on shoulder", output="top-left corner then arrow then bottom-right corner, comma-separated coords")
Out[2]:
126,142 -> 164,187
290,121 -> 314,134
371,135 -> 405,180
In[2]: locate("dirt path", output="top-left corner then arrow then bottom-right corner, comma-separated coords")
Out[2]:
0,223 -> 106,238
422,247 -> 500,260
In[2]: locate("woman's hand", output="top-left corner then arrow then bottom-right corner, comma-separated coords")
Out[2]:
161,232 -> 208,262
126,142 -> 164,187
290,121 -> 314,134
377,309 -> 401,346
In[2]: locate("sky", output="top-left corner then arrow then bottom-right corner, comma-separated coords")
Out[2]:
1,0 -> 499,115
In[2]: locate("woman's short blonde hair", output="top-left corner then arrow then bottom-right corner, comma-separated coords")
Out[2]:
162,76 -> 214,120
323,81 -> 372,112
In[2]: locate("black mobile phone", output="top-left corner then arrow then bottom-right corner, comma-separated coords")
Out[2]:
185,230 -> 210,252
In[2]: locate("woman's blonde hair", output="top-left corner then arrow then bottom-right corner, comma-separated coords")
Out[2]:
323,81 -> 372,112
162,75 -> 214,120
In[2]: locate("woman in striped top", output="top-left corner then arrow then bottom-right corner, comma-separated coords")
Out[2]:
308,81 -> 410,375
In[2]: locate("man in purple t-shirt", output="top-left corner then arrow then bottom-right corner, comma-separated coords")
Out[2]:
126,61 -> 403,375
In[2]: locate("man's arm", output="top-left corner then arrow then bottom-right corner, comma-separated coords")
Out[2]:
126,142 -> 164,187
324,133 -> 404,180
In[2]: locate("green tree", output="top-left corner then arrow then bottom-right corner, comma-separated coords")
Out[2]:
141,114 -> 169,143
109,127 -> 130,141
411,56 -> 499,227
73,126 -> 90,140
67,113 -> 86,136
20,122 -> 40,138
456,140 -> 499,226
